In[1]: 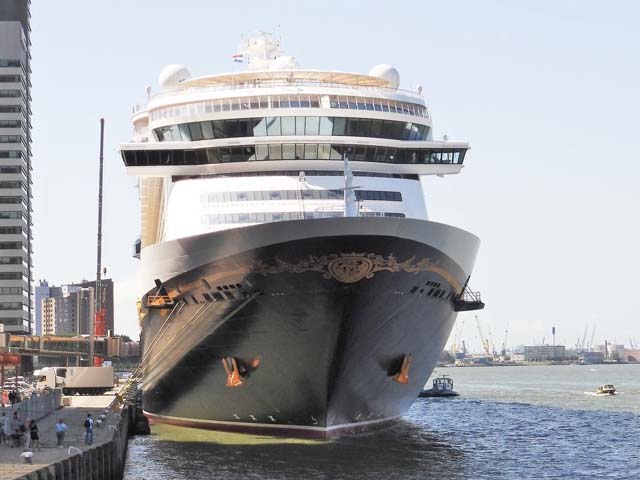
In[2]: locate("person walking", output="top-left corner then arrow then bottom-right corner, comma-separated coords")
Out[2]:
84,413 -> 94,446
55,419 -> 67,447
10,412 -> 21,448
0,412 -> 8,445
28,419 -> 40,451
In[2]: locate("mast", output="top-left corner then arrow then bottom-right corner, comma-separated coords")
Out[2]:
90,118 -> 105,365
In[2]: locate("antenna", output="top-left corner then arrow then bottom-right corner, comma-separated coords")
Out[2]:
343,152 -> 358,217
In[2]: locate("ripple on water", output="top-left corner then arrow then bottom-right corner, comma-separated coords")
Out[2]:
124,398 -> 640,479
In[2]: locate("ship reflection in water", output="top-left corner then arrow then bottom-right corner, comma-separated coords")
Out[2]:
124,419 -> 466,480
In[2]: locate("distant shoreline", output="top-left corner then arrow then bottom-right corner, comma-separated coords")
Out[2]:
437,361 -> 640,368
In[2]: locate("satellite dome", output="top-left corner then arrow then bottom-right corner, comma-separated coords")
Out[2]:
369,64 -> 400,89
159,64 -> 191,91
268,55 -> 299,71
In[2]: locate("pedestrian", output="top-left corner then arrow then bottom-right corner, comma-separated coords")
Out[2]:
10,412 -> 20,447
84,413 -> 94,445
8,390 -> 14,405
18,420 -> 26,447
29,419 -> 40,451
0,412 -> 8,445
55,419 -> 67,447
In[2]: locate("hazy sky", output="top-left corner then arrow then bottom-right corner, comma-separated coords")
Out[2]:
30,1 -> 640,349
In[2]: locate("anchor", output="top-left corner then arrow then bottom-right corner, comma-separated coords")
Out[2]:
222,356 -> 245,387
393,354 -> 412,384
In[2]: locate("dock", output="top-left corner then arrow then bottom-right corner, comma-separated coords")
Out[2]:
0,385 -> 138,480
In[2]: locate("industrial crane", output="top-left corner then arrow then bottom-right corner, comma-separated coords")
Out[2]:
450,318 -> 466,357
580,326 -> 588,351
500,327 -> 509,356
475,315 -> 491,356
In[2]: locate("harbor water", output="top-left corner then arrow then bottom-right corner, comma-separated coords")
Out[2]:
124,364 -> 640,479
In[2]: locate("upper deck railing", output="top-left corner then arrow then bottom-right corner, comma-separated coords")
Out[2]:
133,80 -> 424,114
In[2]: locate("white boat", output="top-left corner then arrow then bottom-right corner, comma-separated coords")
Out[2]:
595,384 -> 616,395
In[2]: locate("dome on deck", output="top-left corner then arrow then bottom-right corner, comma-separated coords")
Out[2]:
159,64 -> 192,91
368,64 -> 400,89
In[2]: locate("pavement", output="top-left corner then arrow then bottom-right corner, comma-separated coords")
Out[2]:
0,392 -> 121,480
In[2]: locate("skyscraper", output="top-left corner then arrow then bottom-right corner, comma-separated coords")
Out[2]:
0,0 -> 32,334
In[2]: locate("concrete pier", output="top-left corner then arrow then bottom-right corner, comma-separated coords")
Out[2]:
0,390 -> 133,480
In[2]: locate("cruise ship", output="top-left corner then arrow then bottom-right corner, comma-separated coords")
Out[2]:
121,34 -> 483,438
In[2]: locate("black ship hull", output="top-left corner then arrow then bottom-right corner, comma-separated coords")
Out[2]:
139,218 -> 479,438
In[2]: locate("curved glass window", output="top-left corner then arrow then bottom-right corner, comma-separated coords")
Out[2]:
122,144 -> 466,167
202,211 -> 405,225
154,116 -> 430,142
201,189 -> 401,205
149,95 -> 429,122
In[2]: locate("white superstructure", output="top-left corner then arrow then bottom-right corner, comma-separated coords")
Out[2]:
121,33 -> 469,252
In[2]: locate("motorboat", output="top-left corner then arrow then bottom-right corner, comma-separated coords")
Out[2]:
595,384 -> 616,395
419,375 -> 459,397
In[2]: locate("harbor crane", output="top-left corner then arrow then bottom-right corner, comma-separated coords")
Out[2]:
589,326 -> 596,351
500,327 -> 509,356
475,315 -> 491,356
580,326 -> 588,351
450,318 -> 466,357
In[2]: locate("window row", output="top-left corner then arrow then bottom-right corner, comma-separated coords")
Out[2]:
122,144 -> 466,167
174,171 -> 418,182
0,227 -> 27,235
0,272 -> 28,280
201,189 -> 402,204
149,94 -> 428,122
0,182 -> 26,190
0,317 -> 26,325
0,287 -> 26,296
0,136 -> 26,145
0,90 -> 23,98
0,165 -> 26,174
202,211 -> 405,225
0,152 -> 22,160
0,60 -> 21,68
0,106 -> 22,113
0,75 -> 23,83
0,211 -> 28,220
0,302 -> 28,311
0,196 -> 26,205
0,120 -> 23,128
0,257 -> 24,265
0,242 -> 23,250
154,116 -> 429,143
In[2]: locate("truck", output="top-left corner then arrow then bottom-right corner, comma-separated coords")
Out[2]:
35,366 -> 115,395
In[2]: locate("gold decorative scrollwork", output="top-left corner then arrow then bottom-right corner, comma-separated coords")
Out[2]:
252,253 -> 460,289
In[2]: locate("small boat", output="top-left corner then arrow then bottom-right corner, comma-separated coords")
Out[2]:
419,375 -> 459,397
595,384 -> 616,395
